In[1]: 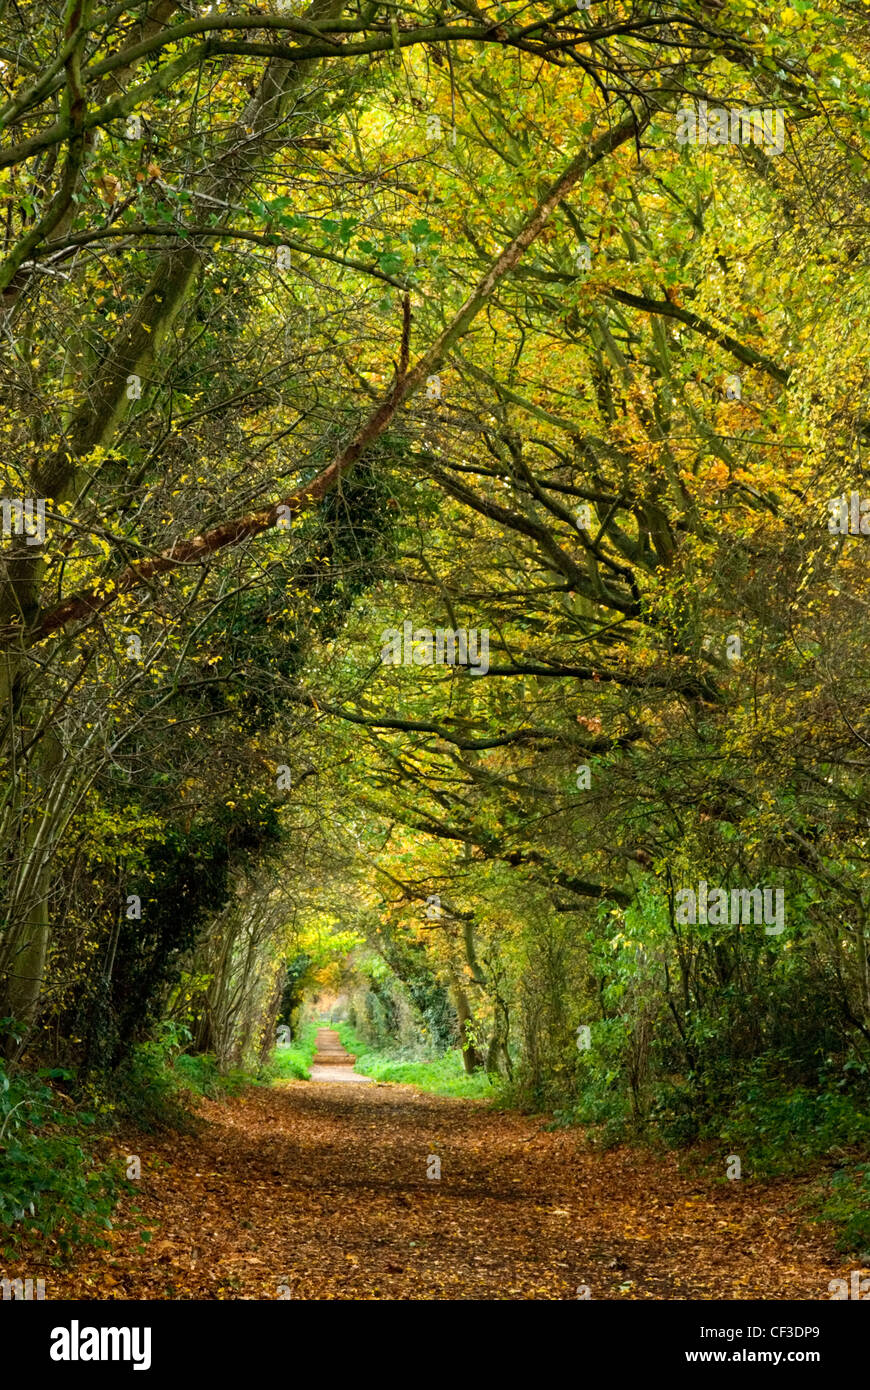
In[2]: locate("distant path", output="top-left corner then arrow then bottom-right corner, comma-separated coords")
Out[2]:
30,1077 -> 851,1300
309,1027 -> 372,1084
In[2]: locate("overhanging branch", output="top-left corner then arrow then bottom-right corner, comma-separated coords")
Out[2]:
14,106 -> 650,647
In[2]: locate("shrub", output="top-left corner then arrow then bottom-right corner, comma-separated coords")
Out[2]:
0,1061 -> 120,1257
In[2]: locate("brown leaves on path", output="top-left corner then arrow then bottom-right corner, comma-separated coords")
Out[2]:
20,1081 -> 850,1300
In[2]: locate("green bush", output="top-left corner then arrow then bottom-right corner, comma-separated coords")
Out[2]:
819,1163 -> 870,1253
0,1061 -> 120,1257
108,1021 -> 197,1129
647,1080 -> 704,1146
714,1073 -> 870,1178
110,1020 -> 276,1124
172,1052 -> 250,1097
0,1019 -> 318,1261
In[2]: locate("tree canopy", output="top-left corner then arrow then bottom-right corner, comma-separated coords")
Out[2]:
1,0 -> 870,1249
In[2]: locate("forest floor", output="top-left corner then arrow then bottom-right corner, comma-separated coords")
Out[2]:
14,1029 -> 856,1299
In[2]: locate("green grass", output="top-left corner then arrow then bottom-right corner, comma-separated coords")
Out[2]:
333,1022 -> 498,1099
267,1021 -> 319,1082
175,1022 -> 320,1091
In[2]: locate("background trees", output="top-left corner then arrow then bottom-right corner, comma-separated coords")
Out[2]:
0,0 -> 869,1226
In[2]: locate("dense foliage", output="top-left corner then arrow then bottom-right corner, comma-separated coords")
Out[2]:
1,0 -> 869,1251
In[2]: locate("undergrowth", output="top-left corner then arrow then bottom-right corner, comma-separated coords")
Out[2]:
333,1020 -> 497,1099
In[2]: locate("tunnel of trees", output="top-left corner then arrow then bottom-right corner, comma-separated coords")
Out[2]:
1,0 -> 870,1272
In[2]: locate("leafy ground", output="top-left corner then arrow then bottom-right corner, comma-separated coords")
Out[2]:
4,1072 -> 858,1301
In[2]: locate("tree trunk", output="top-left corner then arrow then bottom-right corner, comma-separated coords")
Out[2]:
449,966 -> 483,1073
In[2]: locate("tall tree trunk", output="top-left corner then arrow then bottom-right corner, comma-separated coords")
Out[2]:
448,965 -> 483,1073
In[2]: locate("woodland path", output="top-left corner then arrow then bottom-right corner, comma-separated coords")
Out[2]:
308,1027 -> 373,1083
30,1077 -> 853,1300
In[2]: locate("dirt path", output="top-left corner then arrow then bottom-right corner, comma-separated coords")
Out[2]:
33,1079 -> 851,1300
308,1027 -> 372,1083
